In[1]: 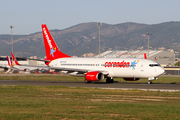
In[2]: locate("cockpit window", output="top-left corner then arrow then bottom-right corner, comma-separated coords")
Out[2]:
149,64 -> 160,67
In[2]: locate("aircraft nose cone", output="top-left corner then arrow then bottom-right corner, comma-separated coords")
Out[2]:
159,67 -> 165,75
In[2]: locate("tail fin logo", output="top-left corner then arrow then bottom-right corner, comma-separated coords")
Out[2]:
12,60 -> 15,66
43,27 -> 53,49
42,24 -> 71,59
7,56 -> 15,67
50,47 -> 56,57
43,27 -> 57,57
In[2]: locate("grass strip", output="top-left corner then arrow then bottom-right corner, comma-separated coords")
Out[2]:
0,86 -> 180,119
0,74 -> 179,84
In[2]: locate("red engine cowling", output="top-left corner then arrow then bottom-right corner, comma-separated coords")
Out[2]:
123,78 -> 140,81
85,71 -> 104,81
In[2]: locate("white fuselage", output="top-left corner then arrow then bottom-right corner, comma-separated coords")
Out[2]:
49,57 -> 165,79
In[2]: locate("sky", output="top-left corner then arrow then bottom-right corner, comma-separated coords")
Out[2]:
1,0 -> 180,35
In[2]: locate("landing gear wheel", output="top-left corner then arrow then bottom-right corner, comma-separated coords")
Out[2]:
84,79 -> 92,84
106,78 -> 114,83
148,81 -> 152,84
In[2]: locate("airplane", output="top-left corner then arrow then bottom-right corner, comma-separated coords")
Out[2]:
7,53 -> 50,73
40,24 -> 165,84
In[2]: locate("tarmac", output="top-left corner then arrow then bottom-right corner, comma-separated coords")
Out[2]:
0,73 -> 179,92
0,80 -> 180,92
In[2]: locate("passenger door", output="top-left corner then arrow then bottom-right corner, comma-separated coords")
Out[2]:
140,63 -> 144,71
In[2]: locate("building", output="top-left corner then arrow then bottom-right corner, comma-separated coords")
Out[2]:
82,53 -> 95,57
94,50 -> 175,66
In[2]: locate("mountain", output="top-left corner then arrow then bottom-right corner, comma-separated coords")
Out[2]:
0,21 -> 180,57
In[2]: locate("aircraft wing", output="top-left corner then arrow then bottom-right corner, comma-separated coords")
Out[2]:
15,57 -> 51,62
25,65 -> 50,69
0,65 -> 12,68
0,66 -> 6,68
8,66 -> 19,70
50,66 -> 109,75
17,65 -> 50,72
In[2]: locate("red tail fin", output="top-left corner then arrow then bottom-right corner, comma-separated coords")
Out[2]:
42,24 -> 70,60
11,53 -> 20,65
7,56 -> 12,66
144,53 -> 147,59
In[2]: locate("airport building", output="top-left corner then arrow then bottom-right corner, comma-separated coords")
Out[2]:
94,50 -> 175,66
94,50 -> 180,75
94,50 -> 179,75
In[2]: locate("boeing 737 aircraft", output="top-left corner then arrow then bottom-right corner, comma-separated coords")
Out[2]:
41,24 -> 164,84
7,53 -> 50,73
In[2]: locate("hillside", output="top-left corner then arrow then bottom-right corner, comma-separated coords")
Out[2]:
0,21 -> 180,57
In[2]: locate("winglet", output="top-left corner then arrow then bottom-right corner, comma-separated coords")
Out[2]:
42,24 -> 70,61
11,53 -> 20,65
144,53 -> 147,59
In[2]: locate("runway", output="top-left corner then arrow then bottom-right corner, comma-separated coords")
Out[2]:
0,80 -> 180,92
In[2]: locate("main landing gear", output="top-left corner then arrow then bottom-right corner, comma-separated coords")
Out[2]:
84,79 -> 92,84
106,77 -> 114,83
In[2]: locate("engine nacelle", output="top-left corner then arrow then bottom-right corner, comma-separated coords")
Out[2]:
85,71 -> 104,81
123,78 -> 140,81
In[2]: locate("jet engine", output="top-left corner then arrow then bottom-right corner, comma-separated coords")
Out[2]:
85,71 -> 104,81
123,78 -> 140,81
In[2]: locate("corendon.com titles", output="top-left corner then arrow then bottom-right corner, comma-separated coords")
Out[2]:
105,61 -> 130,68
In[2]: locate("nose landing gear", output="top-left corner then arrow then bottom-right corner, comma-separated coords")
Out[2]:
148,80 -> 153,84
148,77 -> 157,84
